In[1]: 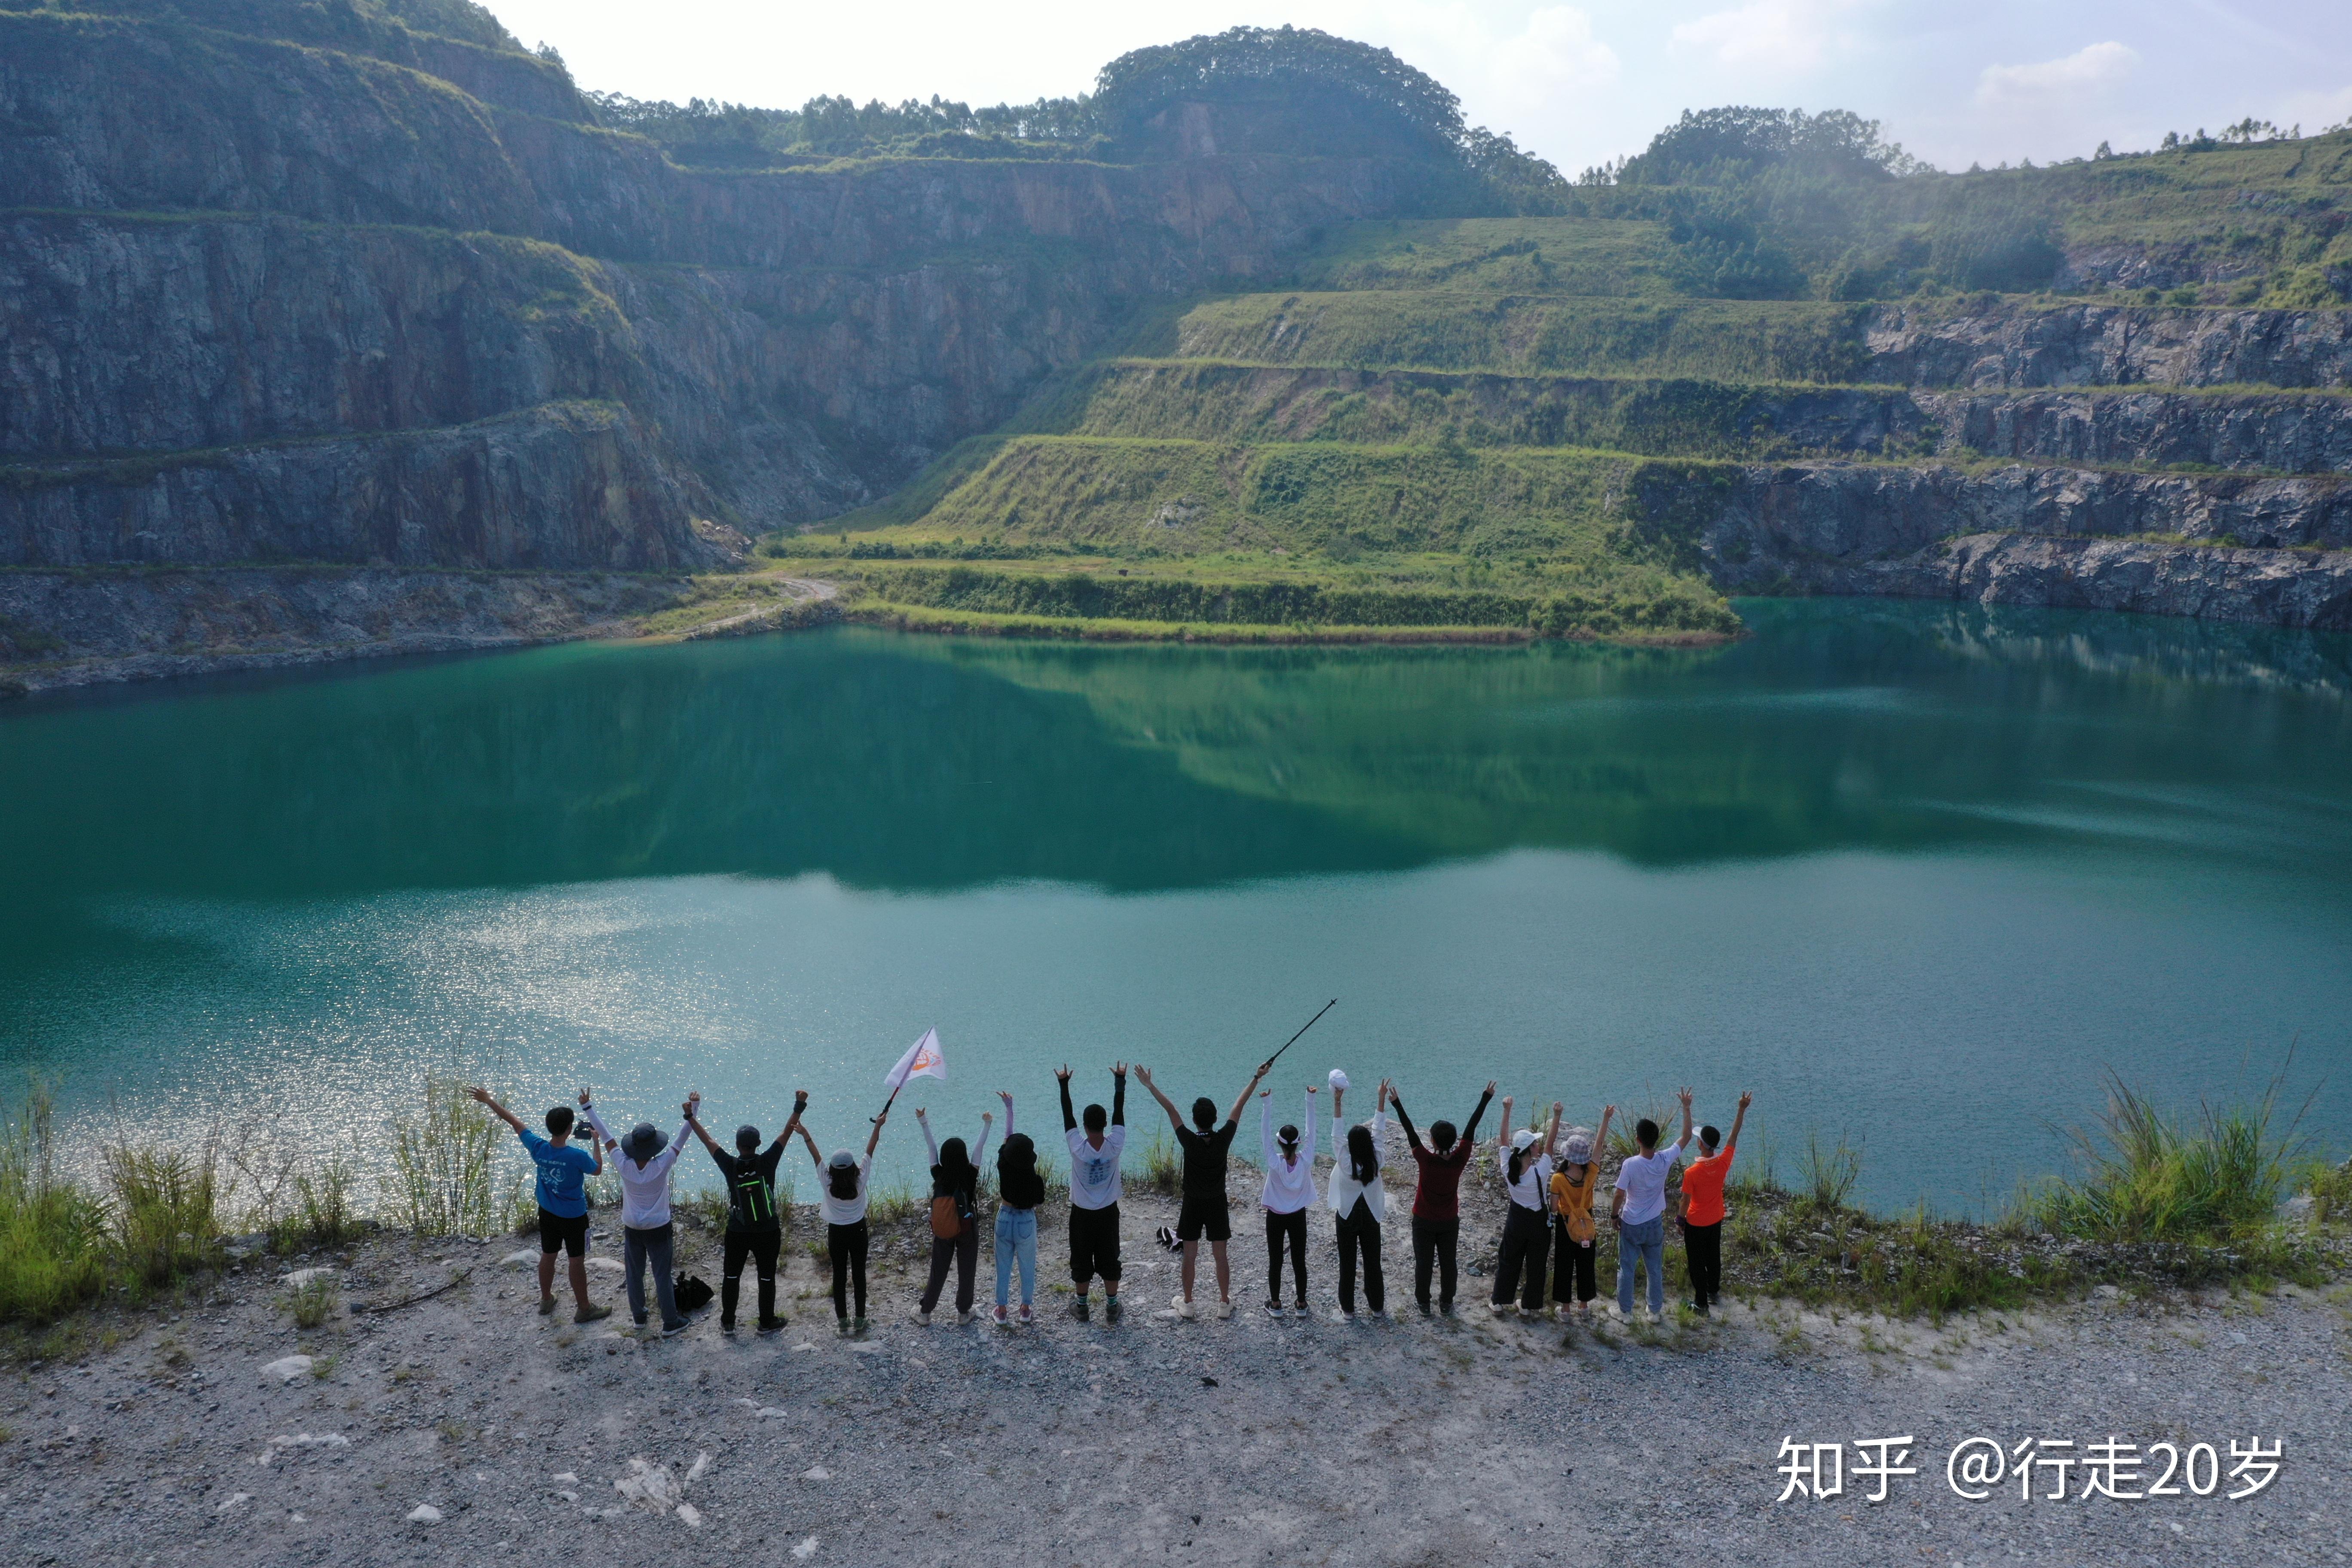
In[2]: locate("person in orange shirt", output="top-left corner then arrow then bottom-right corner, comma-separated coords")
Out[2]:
1547,1102 -> 1614,1321
1675,1091 -> 1751,1315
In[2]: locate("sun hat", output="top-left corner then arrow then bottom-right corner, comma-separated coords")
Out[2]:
1327,1069 -> 1350,1092
1561,1128 -> 1595,1165
625,1122 -> 661,1161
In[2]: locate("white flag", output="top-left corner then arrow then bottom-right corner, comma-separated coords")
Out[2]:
883,1027 -> 946,1092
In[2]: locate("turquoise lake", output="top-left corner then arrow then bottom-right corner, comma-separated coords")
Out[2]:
3,598 -> 2348,1213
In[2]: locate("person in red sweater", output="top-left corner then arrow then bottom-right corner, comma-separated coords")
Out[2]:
1676,1091 -> 1751,1314
1387,1079 -> 1494,1316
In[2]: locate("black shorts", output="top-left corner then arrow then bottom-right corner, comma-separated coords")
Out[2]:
1069,1202 -> 1122,1282
1176,1194 -> 1231,1243
538,1208 -> 589,1257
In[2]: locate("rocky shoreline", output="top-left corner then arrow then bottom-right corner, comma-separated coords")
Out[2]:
8,1159 -> 2343,1568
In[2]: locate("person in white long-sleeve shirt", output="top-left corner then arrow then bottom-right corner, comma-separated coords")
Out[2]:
1257,1086 -> 1318,1315
580,1088 -> 693,1335
1326,1075 -> 1392,1317
800,1102 -> 890,1333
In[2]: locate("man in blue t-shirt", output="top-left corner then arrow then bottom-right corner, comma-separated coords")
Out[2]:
471,1085 -> 613,1324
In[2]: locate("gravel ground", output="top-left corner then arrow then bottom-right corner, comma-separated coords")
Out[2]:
8,1161 -> 2347,1567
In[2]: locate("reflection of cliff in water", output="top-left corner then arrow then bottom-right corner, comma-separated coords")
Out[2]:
2,600 -> 2347,939
921,599 -> 2352,868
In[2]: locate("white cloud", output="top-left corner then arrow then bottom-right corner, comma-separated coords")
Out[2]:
1496,6 -> 1621,94
1975,41 -> 2140,107
1670,0 -> 1859,73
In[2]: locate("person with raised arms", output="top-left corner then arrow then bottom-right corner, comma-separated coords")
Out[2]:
797,1100 -> 890,1335
911,1100 -> 993,1326
1059,1063 -> 1129,1323
1488,1094 -> 1562,1317
1548,1103 -> 1614,1321
581,1088 -> 694,1337
1325,1074 -> 1392,1319
992,1090 -> 1044,1327
1610,1088 -> 1694,1324
685,1089 -> 804,1335
1256,1079 -> 1318,1317
469,1084 -> 611,1325
1388,1078 -> 1494,1316
1134,1058 -> 1271,1320
1676,1091 -> 1750,1315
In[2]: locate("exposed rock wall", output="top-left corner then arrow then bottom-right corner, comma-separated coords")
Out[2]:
0,402 -> 727,570
1862,300 -> 2352,389
1771,533 -> 2352,631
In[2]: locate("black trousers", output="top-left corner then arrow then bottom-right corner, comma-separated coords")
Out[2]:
920,1221 -> 980,1314
1492,1204 -> 1550,1309
1411,1216 -> 1459,1310
827,1219 -> 869,1320
1684,1219 -> 1723,1308
1265,1209 -> 1308,1305
722,1221 -> 783,1324
1069,1202 -> 1122,1286
1551,1219 -> 1597,1304
1335,1206 -> 1384,1314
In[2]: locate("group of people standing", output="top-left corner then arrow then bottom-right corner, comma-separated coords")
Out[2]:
469,1064 -> 1752,1335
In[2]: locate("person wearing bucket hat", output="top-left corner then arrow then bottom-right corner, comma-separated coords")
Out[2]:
580,1090 -> 694,1336
1548,1103 -> 1615,1320
1488,1095 -> 1561,1315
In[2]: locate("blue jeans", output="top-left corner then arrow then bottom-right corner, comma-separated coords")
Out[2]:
995,1207 -> 1038,1307
1616,1215 -> 1666,1315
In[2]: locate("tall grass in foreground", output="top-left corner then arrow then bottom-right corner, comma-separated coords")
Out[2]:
0,1084 -> 108,1322
387,1078 -> 503,1237
101,1133 -> 222,1287
2031,1071 -> 2301,1243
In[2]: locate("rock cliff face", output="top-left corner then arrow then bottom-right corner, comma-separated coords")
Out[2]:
0,6 -> 1460,572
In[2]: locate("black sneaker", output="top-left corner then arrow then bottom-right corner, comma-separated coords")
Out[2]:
720,1317 -> 737,1334
1104,1297 -> 1124,1323
1071,1298 -> 1091,1322
756,1316 -> 787,1334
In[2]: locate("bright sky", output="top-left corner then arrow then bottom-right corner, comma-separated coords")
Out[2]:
480,1 -> 2352,174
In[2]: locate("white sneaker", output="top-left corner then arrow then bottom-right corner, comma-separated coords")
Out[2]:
992,1305 -> 1010,1327
1215,1299 -> 1234,1320
1170,1294 -> 1197,1320
911,1307 -> 932,1326
957,1308 -> 977,1325
1018,1303 -> 1033,1325
1648,1309 -> 1666,1326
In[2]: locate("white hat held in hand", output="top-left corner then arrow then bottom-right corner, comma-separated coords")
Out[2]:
1327,1069 -> 1350,1092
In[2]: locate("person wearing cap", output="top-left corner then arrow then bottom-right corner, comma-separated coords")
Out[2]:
1488,1095 -> 1561,1316
1547,1103 -> 1615,1320
1676,1091 -> 1750,1315
468,1084 -> 612,1325
686,1090 -> 805,1334
799,1102 -> 891,1333
1610,1088 -> 1694,1323
581,1090 -> 695,1336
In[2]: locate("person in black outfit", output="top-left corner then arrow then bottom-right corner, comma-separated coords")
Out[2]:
1390,1080 -> 1494,1315
1134,1058 -> 1271,1320
686,1089 -> 803,1334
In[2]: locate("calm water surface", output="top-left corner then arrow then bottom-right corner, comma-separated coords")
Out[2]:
3,599 -> 2348,1211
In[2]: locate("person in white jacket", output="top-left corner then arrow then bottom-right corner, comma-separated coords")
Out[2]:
1326,1075 -> 1392,1318
1257,1086 -> 1318,1315
580,1088 -> 693,1336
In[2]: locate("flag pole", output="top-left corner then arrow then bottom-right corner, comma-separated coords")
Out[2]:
1262,998 -> 1338,1072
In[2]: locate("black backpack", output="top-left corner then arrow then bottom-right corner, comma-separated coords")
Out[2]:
997,1133 -> 1046,1210
732,1160 -> 775,1225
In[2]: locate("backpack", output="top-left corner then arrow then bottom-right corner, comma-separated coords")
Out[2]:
997,1133 -> 1046,1210
732,1161 -> 775,1226
930,1162 -> 977,1239
673,1272 -> 714,1313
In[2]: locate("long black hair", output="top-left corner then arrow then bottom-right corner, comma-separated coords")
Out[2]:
1348,1124 -> 1377,1186
934,1134 -> 975,1194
